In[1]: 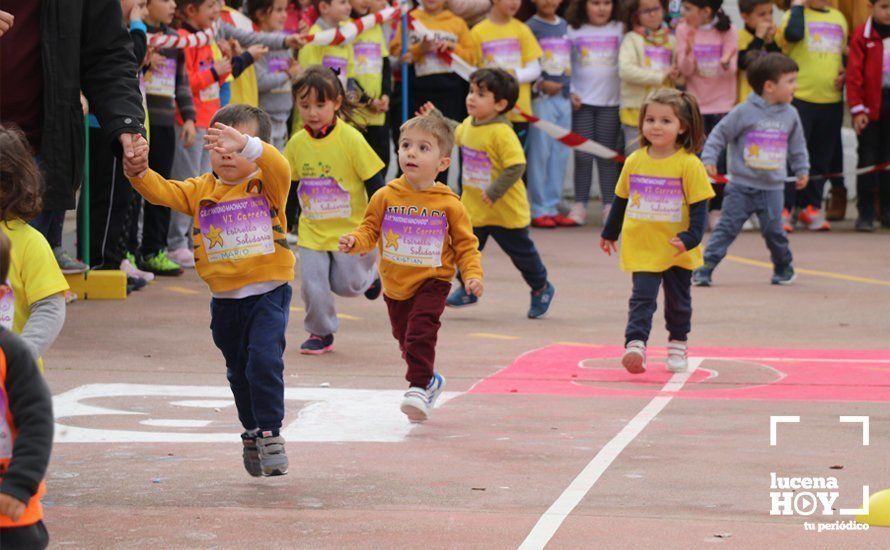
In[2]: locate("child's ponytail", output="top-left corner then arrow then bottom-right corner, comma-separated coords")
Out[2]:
714,7 -> 731,32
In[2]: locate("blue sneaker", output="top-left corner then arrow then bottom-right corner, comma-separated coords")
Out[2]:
692,264 -> 714,287
426,372 -> 446,409
446,286 -> 478,308
300,334 -> 334,355
771,265 -> 796,285
528,282 -> 555,319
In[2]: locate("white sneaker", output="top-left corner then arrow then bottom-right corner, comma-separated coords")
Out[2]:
400,387 -> 429,423
666,340 -> 688,373
568,202 -> 587,225
426,373 -> 446,409
621,340 -> 647,374
120,259 -> 155,282
167,247 -> 195,268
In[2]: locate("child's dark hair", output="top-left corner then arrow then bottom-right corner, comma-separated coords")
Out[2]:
0,231 -> 10,284
738,0 -> 772,14
566,0 -> 618,29
210,104 -> 273,142
245,0 -> 276,23
0,124 -> 43,224
174,0 -> 208,27
746,52 -> 798,95
621,0 -> 667,30
293,65 -> 361,127
639,89 -> 705,153
683,0 -> 731,32
469,68 -> 519,114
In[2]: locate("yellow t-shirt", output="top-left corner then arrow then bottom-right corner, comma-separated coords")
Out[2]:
455,117 -> 530,228
614,148 -> 715,273
284,120 -> 384,251
777,7 -> 847,104
0,219 -> 69,335
295,23 -> 355,133
351,24 -> 387,127
471,18 -> 542,123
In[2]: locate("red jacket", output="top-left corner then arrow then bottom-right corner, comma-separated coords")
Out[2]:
176,27 -> 230,128
847,18 -> 886,121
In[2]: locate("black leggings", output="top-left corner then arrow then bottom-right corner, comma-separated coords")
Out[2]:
1,521 -> 49,550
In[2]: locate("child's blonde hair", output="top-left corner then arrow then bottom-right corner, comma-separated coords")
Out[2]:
638,89 -> 705,154
399,114 -> 455,157
0,124 -> 43,224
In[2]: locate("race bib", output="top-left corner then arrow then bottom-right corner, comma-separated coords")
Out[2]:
0,282 -> 13,330
413,30 -> 456,76
481,39 -> 522,72
644,46 -> 672,72
539,37 -> 571,76
744,129 -> 788,171
198,196 -> 275,263
298,178 -> 352,220
353,42 -> 383,76
323,55 -> 348,76
461,147 -> 492,189
267,57 -> 293,93
693,43 -> 722,77
575,35 -> 619,68
198,59 -> 220,102
807,22 -> 843,55
145,57 -> 177,98
627,174 -> 684,223
380,211 -> 446,267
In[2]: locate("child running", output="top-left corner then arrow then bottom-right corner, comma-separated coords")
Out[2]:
0,125 -> 68,367
124,105 -> 296,477
339,114 -> 483,423
0,232 -> 55,550
430,68 -> 555,318
283,66 -> 385,355
694,53 -> 808,287
600,89 -> 714,374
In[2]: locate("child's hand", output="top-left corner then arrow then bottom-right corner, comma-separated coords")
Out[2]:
669,236 -> 687,256
704,164 -> 718,177
415,101 -> 436,117
795,174 -> 809,190
465,278 -> 484,297
286,34 -> 309,49
370,95 -> 390,113
853,113 -> 869,135
720,49 -> 735,70
204,122 -> 248,155
571,93 -> 582,111
150,52 -> 166,70
754,20 -> 772,40
400,51 -> 414,63
180,119 -> 197,148
0,493 -> 26,522
247,44 -> 269,62
434,39 -> 456,53
123,136 -> 150,179
599,238 -> 617,256
338,235 -> 356,252
540,81 -> 563,96
214,57 -> 232,77
287,59 -> 302,80
667,66 -> 681,82
834,70 -> 846,91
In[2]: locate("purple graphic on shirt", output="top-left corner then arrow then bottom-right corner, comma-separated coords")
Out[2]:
575,35 -> 619,67
298,177 -> 352,220
461,147 -> 492,189
323,55 -> 349,76
354,42 -> 383,75
693,43 -> 723,77
145,57 -> 177,97
0,284 -> 13,330
381,211 -> 447,267
644,46 -> 672,72
627,174 -> 684,222
482,39 -> 522,71
807,22 -> 843,54
744,130 -> 789,171
539,37 -> 571,75
268,57 -> 290,73
198,196 -> 275,263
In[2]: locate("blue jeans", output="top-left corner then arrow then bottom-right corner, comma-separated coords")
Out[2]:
210,284 -> 292,432
527,94 -> 571,217
703,184 -> 792,269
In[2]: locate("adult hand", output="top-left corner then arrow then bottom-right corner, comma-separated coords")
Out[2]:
123,138 -> 150,178
119,133 -> 146,160
853,113 -> 869,135
0,10 -> 14,37
0,494 -> 25,522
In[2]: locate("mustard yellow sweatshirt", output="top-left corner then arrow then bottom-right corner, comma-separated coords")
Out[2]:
349,176 -> 483,300
128,142 -> 296,294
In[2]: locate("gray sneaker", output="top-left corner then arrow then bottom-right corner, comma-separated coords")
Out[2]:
53,247 -> 88,274
256,434 -> 288,476
241,434 -> 262,477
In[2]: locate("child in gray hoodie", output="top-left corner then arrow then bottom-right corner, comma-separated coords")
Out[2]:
694,52 -> 809,286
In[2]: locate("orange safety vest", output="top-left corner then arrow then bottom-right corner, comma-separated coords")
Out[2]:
0,348 -> 45,528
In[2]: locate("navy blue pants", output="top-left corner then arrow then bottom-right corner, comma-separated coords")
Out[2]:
626,267 -> 692,344
468,226 -> 548,291
210,284 -> 291,432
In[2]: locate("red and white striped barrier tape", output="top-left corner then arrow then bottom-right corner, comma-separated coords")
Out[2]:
148,27 -> 214,49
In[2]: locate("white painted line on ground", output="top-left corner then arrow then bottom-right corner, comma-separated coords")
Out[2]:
140,419 -> 212,428
518,358 -> 703,550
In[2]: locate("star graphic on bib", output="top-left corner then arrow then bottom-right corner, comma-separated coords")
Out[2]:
811,33 -> 822,43
747,144 -> 760,158
300,192 -> 311,207
631,191 -> 642,208
384,229 -> 400,251
205,225 -> 224,249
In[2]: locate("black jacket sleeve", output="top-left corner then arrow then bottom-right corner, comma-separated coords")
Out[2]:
364,172 -> 385,197
677,200 -> 708,250
0,330 -> 54,506
784,6 -> 806,43
80,0 -> 147,152
382,56 -> 393,97
738,37 -> 782,70
231,52 -> 255,79
130,26 -> 148,67
601,197 -> 628,241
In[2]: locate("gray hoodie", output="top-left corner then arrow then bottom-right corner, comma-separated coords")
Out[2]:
702,93 -> 809,191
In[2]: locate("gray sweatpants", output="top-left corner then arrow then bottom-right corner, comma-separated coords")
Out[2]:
299,247 -> 378,335
703,184 -> 792,269
168,126 -> 210,250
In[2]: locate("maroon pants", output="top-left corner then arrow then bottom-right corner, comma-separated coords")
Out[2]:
384,279 -> 451,388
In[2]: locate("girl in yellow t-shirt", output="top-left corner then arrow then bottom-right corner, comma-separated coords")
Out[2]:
0,125 -> 69,367
599,89 -> 715,375
283,66 -> 385,355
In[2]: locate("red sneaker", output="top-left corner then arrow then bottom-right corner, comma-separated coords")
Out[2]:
551,213 -> 579,227
798,205 -> 830,231
782,208 -> 794,233
531,216 -> 557,228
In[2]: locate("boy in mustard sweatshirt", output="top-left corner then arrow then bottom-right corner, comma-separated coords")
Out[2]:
339,114 -> 483,423
123,104 -> 295,478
